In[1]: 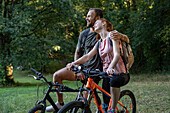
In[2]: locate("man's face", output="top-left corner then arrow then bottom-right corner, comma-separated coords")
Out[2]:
86,10 -> 97,27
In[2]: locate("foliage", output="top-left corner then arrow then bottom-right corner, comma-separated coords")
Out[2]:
0,0 -> 169,84
129,0 -> 170,72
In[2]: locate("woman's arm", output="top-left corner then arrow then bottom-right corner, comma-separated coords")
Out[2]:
73,45 -> 98,65
107,39 -> 120,75
67,44 -> 98,69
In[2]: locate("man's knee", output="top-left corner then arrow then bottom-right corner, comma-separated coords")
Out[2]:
53,67 -> 76,83
53,70 -> 62,83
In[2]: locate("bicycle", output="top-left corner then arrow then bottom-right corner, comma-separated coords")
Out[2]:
28,68 -> 89,113
58,66 -> 136,113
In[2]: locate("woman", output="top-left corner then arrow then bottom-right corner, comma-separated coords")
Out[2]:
67,18 -> 130,113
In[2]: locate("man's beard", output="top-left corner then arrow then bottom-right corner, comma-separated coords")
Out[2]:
87,23 -> 94,28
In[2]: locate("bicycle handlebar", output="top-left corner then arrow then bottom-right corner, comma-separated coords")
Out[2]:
30,68 -> 42,76
72,66 -> 127,78
29,68 -> 75,89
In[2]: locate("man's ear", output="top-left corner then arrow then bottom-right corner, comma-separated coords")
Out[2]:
95,16 -> 100,20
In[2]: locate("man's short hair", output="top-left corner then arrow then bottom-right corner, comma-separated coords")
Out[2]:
89,8 -> 103,18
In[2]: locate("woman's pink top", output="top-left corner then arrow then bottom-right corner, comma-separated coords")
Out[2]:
98,35 -> 126,73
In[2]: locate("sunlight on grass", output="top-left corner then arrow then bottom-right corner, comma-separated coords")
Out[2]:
0,70 -> 169,113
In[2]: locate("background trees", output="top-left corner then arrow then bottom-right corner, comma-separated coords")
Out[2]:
0,0 -> 169,84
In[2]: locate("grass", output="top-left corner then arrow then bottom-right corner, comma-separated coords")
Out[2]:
0,70 -> 169,113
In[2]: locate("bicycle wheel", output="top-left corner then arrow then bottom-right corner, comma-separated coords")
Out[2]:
28,105 -> 44,113
117,90 -> 136,113
58,101 -> 91,113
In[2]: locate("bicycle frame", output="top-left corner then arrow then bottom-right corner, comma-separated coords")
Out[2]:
86,77 -> 129,113
37,82 -> 84,111
38,84 -> 59,111
29,68 -> 83,112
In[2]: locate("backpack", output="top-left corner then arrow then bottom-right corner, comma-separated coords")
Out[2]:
97,36 -> 134,72
120,40 -> 134,71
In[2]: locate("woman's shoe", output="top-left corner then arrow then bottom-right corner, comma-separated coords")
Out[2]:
107,109 -> 115,113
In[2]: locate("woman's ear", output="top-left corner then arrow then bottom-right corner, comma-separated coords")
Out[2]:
102,21 -> 106,26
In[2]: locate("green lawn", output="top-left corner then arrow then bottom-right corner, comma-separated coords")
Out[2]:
0,70 -> 169,113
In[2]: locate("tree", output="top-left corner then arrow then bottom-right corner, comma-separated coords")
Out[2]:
0,0 -> 169,85
130,0 -> 170,72
0,0 -> 80,84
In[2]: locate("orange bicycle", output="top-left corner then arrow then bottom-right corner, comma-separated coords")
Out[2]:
58,66 -> 136,113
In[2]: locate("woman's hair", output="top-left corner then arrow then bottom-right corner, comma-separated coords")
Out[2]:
96,18 -> 113,40
101,18 -> 113,32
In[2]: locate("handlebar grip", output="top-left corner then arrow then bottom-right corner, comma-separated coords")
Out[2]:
98,72 -> 120,76
113,73 -> 121,76
71,66 -> 78,71
99,72 -> 122,78
98,72 -> 107,76
30,68 -> 42,76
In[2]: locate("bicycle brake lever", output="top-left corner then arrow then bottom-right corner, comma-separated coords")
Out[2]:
36,76 -> 41,80
28,75 -> 37,79
28,75 -> 44,83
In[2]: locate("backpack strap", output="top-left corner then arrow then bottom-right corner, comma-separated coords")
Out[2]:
119,40 -> 128,73
96,39 -> 102,52
108,37 -> 113,47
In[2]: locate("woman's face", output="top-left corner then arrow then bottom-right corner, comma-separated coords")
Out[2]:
93,20 -> 104,33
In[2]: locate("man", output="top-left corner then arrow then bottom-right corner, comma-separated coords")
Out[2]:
46,8 -> 129,112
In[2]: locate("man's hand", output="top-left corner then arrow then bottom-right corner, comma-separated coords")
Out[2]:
66,62 -> 75,70
110,30 -> 130,43
76,73 -> 85,80
110,30 -> 121,41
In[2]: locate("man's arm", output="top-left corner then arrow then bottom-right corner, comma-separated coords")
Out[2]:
74,47 -> 81,61
67,45 -> 98,70
110,30 -> 130,43
74,30 -> 84,61
73,45 -> 98,65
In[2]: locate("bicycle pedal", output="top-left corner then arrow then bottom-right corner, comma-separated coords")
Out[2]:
93,100 -> 96,104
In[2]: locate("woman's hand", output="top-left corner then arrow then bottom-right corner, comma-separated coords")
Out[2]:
106,67 -> 115,76
66,62 -> 75,70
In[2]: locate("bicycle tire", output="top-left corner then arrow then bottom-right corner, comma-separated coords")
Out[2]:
58,101 -> 91,113
117,90 -> 136,113
28,104 -> 44,113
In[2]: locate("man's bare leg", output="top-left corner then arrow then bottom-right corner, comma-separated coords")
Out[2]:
53,67 -> 76,103
46,67 -> 76,112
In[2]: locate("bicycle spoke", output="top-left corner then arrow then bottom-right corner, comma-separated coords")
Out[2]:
116,90 -> 136,113
118,95 -> 133,113
63,107 -> 84,113
75,107 -> 84,113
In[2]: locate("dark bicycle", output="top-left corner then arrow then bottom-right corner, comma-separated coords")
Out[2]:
28,68 -> 88,113
28,66 -> 136,113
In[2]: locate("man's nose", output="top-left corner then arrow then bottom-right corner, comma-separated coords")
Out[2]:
86,17 -> 88,20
